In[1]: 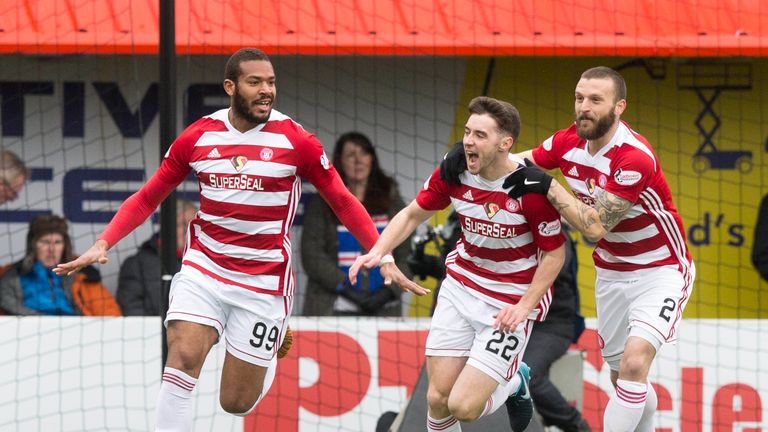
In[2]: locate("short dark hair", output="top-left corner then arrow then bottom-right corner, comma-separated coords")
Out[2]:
225,48 -> 271,83
581,66 -> 627,102
468,96 -> 521,141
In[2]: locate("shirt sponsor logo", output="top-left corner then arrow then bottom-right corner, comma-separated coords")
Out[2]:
542,137 -> 553,151
483,202 -> 500,219
208,173 -> 264,191
613,168 -> 642,186
463,217 -> 517,239
260,147 -> 274,161
231,155 -> 248,172
538,219 -> 561,236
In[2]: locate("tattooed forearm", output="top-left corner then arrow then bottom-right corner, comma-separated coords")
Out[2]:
547,195 -> 570,213
577,201 -> 598,230
547,181 -> 626,241
548,193 -> 598,231
595,191 -> 633,231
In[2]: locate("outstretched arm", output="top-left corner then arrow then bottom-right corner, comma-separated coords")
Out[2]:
348,200 -> 435,295
316,174 -> 380,250
55,163 -> 183,276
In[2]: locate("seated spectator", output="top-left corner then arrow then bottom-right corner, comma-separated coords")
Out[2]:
301,132 -> 412,316
0,150 -> 28,205
116,199 -> 198,316
0,214 -> 121,316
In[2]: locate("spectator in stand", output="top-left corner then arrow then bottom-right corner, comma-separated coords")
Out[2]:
0,150 -> 28,205
0,215 -> 121,316
301,132 -> 412,316
117,199 -> 198,316
753,194 -> 768,283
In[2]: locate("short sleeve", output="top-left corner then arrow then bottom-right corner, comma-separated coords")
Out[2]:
415,167 -> 452,211
531,131 -> 566,171
520,194 -> 565,252
603,148 -> 655,203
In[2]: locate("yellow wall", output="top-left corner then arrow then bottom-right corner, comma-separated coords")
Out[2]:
441,57 -> 768,319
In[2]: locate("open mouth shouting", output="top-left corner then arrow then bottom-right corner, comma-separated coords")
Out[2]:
465,148 -> 479,171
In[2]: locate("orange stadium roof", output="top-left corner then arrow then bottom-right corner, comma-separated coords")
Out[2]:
1,0 -> 766,56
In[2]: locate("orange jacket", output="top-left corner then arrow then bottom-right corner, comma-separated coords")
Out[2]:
71,272 -> 122,316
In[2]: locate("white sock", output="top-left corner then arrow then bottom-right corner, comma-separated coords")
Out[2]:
427,414 -> 462,432
635,380 -> 657,432
477,374 -> 521,418
156,367 -> 198,432
604,379 -> 647,432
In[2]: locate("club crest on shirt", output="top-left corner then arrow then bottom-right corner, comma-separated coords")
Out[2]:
613,168 -> 642,186
505,198 -> 519,213
260,148 -> 274,161
538,219 -> 561,236
231,155 -> 248,172
483,202 -> 500,219
585,177 -> 598,194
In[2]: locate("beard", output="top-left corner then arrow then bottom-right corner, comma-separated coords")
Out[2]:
575,108 -> 616,140
232,86 -> 271,124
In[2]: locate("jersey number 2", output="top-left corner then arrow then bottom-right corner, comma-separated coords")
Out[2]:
658,298 -> 676,322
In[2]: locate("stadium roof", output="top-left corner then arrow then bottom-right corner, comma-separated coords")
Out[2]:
1,0 -> 766,56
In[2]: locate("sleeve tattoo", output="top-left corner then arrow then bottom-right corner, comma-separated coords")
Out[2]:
547,187 -> 633,236
594,191 -> 633,231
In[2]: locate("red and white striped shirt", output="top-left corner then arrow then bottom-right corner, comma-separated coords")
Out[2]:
416,164 -> 564,321
532,121 -> 693,277
100,108 -> 379,297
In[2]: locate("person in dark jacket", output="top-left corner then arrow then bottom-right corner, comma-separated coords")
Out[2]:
301,132 -> 412,316
116,199 -> 197,316
753,194 -> 768,283
506,225 -> 591,432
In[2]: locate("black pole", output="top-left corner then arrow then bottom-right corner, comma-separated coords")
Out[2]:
481,57 -> 496,96
159,0 -> 177,370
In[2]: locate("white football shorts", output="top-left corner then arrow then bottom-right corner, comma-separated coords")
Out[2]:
426,277 -> 531,385
164,265 -> 292,367
596,263 -> 695,369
